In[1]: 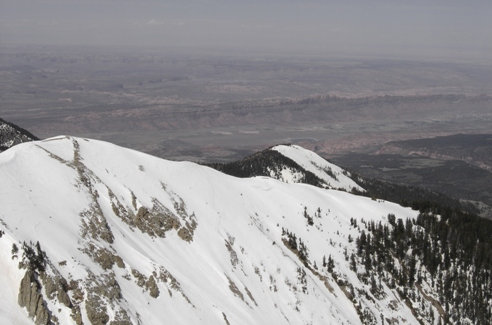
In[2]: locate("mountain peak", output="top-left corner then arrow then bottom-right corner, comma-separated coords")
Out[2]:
210,143 -> 364,193
270,144 -> 364,192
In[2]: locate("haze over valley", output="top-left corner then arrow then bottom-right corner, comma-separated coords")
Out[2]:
2,46 -> 492,161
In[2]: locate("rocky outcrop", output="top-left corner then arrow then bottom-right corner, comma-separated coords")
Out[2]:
85,272 -> 126,325
40,273 -> 72,308
85,294 -> 110,325
18,270 -> 51,325
145,275 -> 160,298
134,206 -> 180,238
84,244 -> 125,270
177,219 -> 197,242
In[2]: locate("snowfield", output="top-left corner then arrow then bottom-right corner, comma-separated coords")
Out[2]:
0,136 -> 422,324
272,144 -> 364,192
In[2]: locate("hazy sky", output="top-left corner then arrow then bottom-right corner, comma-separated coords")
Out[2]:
1,0 -> 491,61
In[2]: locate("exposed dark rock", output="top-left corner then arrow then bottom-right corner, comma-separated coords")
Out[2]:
222,312 -> 231,325
109,320 -> 133,325
134,206 -> 180,238
93,273 -> 122,301
84,244 -> 125,270
41,273 -> 57,299
57,286 -> 72,308
85,294 -> 109,325
70,305 -> 83,325
83,272 -> 128,324
80,205 -> 114,244
157,267 -> 194,306
226,276 -> 245,303
34,297 -> 50,325
130,191 -> 138,211
110,310 -> 132,325
131,269 -> 146,287
244,286 -> 258,306
69,280 -> 84,304
109,190 -> 135,227
40,273 -> 71,307
145,275 -> 160,298
109,321 -> 132,325
18,270 -> 51,325
177,220 -> 197,242
225,237 -> 239,269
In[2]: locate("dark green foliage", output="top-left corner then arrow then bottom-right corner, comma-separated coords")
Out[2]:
355,210 -> 492,324
298,239 -> 309,264
0,118 -> 38,140
350,217 -> 358,228
0,118 -> 39,151
350,253 -> 357,272
303,207 -> 314,226
22,241 -> 46,272
11,243 -> 18,257
322,254 -> 335,273
297,267 -> 308,293
327,255 -> 335,273
282,228 -> 309,265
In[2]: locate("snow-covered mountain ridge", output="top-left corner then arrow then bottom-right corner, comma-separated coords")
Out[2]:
271,144 -> 364,192
210,144 -> 363,192
0,136 -> 484,324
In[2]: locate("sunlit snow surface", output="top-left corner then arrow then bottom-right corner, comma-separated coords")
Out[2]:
272,144 -> 364,192
0,136 -> 419,324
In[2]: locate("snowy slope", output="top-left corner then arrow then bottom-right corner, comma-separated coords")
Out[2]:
0,136 -> 427,325
0,232 -> 33,325
271,144 -> 363,192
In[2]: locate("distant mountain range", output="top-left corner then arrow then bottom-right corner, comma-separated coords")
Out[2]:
0,134 -> 490,324
378,133 -> 492,172
333,133 -> 492,219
